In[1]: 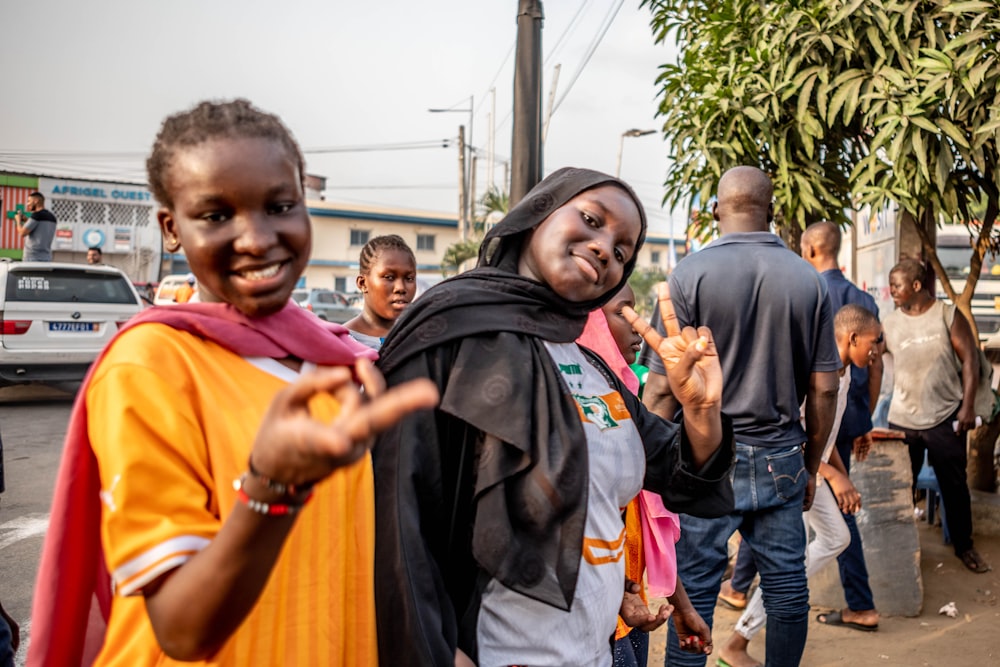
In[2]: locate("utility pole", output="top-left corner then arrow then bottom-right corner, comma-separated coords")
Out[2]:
465,94 -> 474,225
457,125 -> 467,242
510,0 -> 544,206
470,154 -> 478,229
542,63 -> 561,144
487,87 -> 496,192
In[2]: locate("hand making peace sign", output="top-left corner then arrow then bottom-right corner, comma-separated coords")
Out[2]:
622,282 -> 723,411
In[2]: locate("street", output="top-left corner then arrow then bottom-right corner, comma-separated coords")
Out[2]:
0,383 -> 76,666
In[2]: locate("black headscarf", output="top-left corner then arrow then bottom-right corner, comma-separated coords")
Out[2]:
377,168 -> 647,611
381,167 -> 647,372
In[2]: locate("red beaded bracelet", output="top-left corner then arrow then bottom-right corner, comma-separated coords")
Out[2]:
233,474 -> 313,516
247,456 -> 315,496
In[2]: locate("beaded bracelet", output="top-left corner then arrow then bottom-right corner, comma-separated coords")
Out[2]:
233,474 -> 313,516
247,456 -> 315,496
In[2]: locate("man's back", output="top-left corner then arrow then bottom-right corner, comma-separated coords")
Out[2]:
669,231 -> 839,447
821,268 -> 879,439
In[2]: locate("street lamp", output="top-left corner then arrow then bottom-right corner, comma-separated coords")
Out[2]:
429,96 -> 474,237
615,128 -> 656,178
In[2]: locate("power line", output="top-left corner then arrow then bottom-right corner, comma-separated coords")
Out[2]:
0,138 -> 454,162
494,0 -> 616,135
544,0 -> 592,67
304,140 -> 451,154
552,0 -> 625,115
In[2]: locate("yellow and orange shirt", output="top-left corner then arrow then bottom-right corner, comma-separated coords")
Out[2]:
87,323 -> 377,666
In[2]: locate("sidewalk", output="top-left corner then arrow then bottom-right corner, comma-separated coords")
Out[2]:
647,519 -> 999,666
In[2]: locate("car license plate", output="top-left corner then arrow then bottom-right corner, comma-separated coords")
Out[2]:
49,321 -> 98,332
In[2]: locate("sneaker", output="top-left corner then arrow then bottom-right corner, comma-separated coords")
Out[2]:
959,549 -> 991,573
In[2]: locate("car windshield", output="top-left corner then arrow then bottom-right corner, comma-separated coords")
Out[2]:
6,269 -> 137,304
938,242 -> 1000,281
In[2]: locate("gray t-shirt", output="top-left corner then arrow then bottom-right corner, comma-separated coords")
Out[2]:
884,300 -> 963,429
22,209 -> 57,261
640,232 -> 840,447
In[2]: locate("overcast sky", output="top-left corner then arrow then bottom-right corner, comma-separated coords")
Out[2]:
0,0 -> 683,235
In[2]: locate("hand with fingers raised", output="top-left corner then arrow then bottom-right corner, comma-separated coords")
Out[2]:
623,282 -> 724,466
248,358 -> 439,492
623,282 -> 722,412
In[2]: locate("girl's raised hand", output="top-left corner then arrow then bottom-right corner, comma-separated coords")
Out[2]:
249,358 -> 438,488
622,282 -> 722,410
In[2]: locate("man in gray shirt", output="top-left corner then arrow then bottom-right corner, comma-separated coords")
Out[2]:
641,167 -> 840,667
15,192 -> 57,261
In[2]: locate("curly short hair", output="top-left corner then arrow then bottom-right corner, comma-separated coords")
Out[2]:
146,99 -> 305,208
358,234 -> 416,274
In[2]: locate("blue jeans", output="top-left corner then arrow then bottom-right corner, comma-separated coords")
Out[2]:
666,443 -> 809,667
834,435 -> 876,611
0,611 -> 13,667
613,627 -> 648,667
729,536 -> 757,594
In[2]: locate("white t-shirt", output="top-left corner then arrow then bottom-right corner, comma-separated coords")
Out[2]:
477,342 -> 645,667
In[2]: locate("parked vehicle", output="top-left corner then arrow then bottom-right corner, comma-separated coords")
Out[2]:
0,260 -> 143,385
291,288 -> 359,323
154,274 -> 194,305
937,224 -> 1000,341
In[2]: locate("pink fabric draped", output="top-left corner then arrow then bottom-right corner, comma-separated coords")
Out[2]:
28,302 -> 374,667
577,308 -> 679,598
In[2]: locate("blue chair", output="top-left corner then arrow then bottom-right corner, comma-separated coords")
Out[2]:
914,451 -> 951,544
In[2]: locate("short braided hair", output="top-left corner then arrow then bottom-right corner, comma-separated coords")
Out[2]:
358,234 -> 415,275
146,99 -> 305,208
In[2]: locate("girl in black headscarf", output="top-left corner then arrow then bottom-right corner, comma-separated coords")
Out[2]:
373,168 -> 734,667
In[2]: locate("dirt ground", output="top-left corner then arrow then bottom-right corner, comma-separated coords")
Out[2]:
646,519 -> 999,666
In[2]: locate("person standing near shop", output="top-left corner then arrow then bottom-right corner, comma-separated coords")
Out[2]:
87,246 -> 103,265
883,258 -> 991,574
15,192 -> 57,261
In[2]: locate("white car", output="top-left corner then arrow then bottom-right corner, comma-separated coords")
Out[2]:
154,274 -> 194,305
0,260 -> 143,386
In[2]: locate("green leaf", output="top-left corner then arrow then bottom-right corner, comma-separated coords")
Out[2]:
940,2 -> 996,15
974,117 -> 1000,135
828,75 -> 861,126
938,118 -> 971,148
912,131 -> 931,184
743,106 -> 767,123
909,114 -> 940,134
796,73 -> 818,125
866,26 -> 887,61
936,148 -> 954,193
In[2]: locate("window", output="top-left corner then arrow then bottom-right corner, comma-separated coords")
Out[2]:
651,251 -> 661,264
7,268 -> 137,304
350,229 -> 370,246
416,234 -> 435,251
334,277 -> 348,292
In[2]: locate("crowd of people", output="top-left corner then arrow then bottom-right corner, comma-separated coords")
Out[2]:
8,98 -> 991,667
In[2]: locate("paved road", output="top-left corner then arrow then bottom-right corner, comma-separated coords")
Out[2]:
0,383 -> 77,666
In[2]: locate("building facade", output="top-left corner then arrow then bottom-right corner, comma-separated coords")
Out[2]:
0,171 -> 161,283
161,200 -> 461,293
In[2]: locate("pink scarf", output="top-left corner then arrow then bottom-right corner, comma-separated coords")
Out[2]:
577,309 -> 680,598
28,302 -> 374,667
